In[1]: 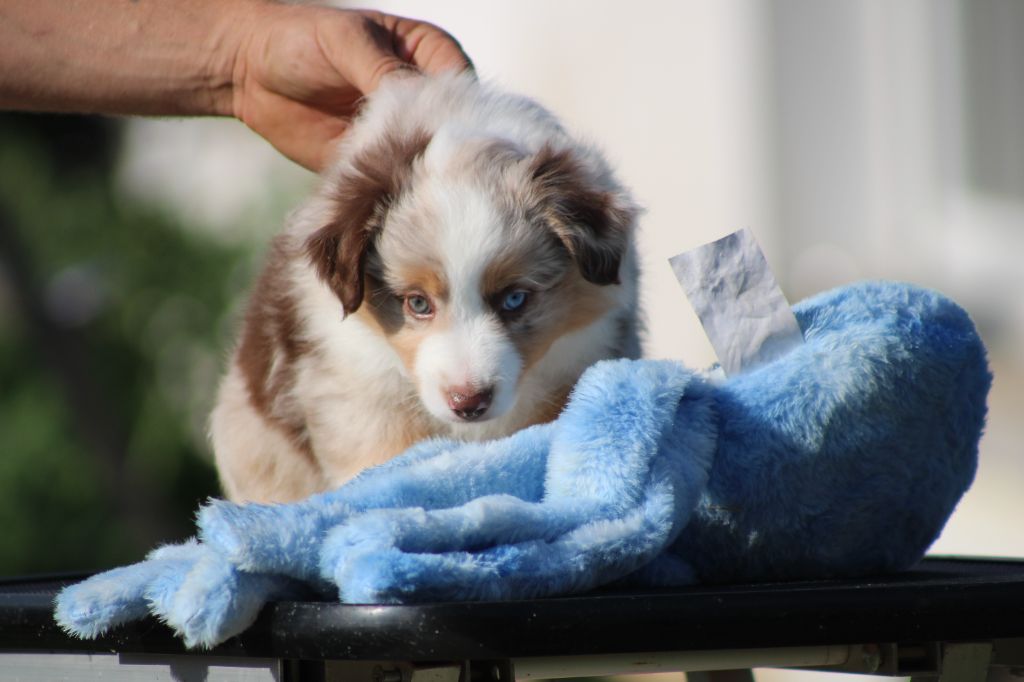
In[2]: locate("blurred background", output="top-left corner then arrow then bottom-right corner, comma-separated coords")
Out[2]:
0,0 -> 1020,677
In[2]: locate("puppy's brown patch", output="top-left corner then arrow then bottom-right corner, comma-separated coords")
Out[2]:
386,311 -> 451,381
508,270 -> 614,375
390,262 -> 450,303
236,240 -> 315,459
528,145 -> 635,285
528,383 -> 575,425
357,254 -> 452,377
482,154 -> 624,376
306,128 -> 432,315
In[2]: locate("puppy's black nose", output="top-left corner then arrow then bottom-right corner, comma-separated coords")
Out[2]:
447,386 -> 493,421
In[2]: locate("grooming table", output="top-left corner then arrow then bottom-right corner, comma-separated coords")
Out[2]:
2,557 -> 1023,681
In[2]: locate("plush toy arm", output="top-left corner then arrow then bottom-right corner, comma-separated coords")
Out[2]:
144,549 -> 308,648
327,482 -> 684,604
198,425 -> 555,581
318,361 -> 717,603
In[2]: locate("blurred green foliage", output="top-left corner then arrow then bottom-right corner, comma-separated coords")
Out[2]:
0,114 -> 251,574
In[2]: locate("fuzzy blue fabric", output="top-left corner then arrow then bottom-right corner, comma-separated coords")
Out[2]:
55,281 -> 990,649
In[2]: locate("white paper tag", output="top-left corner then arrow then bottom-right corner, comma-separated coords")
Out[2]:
669,229 -> 804,376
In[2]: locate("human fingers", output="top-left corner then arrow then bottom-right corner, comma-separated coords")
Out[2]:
318,11 -> 472,96
312,10 -> 416,98
383,14 -> 473,75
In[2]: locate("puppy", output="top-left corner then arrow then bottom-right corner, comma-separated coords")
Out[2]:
210,73 -> 641,503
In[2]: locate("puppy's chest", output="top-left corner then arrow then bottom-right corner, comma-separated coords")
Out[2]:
294,359 -> 435,477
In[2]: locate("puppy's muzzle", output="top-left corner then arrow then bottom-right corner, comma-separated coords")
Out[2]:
447,386 -> 494,421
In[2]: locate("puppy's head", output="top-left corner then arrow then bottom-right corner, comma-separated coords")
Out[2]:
306,127 -> 636,425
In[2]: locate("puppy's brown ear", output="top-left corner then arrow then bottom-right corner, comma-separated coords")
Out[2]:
306,129 -> 431,315
529,145 -> 636,285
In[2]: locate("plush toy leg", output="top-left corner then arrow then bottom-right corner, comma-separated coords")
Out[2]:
145,548 -> 306,649
198,425 -> 555,581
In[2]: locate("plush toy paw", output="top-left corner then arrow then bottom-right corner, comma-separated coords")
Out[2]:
55,541 -> 206,640
56,540 -> 305,648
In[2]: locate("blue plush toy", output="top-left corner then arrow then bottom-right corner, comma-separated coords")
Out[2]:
55,281 -> 990,649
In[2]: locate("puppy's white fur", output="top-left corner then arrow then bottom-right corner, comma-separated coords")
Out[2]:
210,73 -> 642,503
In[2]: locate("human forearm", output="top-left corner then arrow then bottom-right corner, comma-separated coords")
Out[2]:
0,0 -> 470,171
0,0 -> 253,117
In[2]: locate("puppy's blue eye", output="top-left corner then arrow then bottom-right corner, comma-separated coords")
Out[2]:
501,290 -> 528,312
405,294 -> 433,318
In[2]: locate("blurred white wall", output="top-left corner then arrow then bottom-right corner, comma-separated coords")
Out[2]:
761,0 -> 1024,567
117,6 -> 1024,675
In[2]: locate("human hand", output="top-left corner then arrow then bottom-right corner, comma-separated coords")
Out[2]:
230,5 -> 471,172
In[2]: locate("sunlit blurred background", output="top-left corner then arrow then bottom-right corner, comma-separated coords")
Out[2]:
0,1 -> 1020,678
